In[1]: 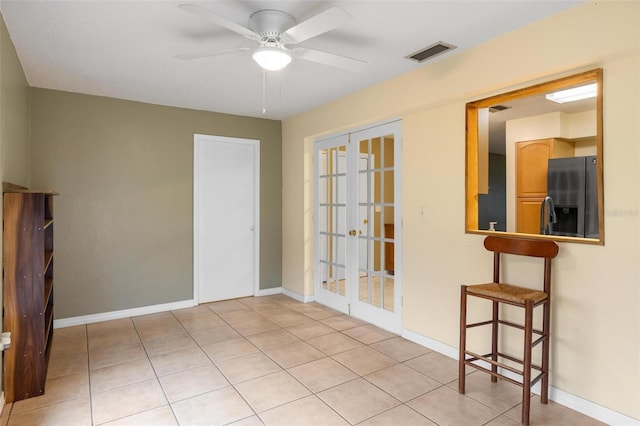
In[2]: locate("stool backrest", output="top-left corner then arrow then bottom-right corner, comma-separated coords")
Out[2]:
484,236 -> 559,291
484,236 -> 559,258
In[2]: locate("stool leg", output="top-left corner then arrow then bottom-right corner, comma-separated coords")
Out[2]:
491,300 -> 499,383
458,285 -> 467,394
541,297 -> 550,404
522,299 -> 534,425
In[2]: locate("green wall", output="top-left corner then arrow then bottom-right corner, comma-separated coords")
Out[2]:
30,88 -> 282,319
1,11 -> 32,397
1,13 -> 30,187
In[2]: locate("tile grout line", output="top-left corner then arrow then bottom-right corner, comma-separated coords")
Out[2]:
134,312 -> 182,426
85,325 -> 95,426
216,300 -> 326,422
240,300 -> 418,426
242,302 -> 338,424
240,300 -> 353,426
15,332 -> 93,419
83,314 -> 202,423
204,299 -> 277,422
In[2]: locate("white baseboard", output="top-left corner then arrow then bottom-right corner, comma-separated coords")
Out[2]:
257,287 -> 283,297
257,286 -> 316,303
281,287 -> 315,303
549,387 -> 639,426
402,329 -> 460,360
53,299 -> 197,328
401,328 -> 639,426
52,288 -> 317,329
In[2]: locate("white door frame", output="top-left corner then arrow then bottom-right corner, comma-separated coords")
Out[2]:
193,134 -> 260,304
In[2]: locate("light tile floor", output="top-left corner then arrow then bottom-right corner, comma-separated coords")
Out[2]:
0,295 -> 604,425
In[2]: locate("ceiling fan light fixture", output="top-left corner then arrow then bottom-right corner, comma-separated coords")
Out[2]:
252,46 -> 292,71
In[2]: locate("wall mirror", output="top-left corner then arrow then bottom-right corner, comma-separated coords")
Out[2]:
466,69 -> 603,244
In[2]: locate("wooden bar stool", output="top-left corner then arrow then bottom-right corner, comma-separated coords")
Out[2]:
458,235 -> 559,425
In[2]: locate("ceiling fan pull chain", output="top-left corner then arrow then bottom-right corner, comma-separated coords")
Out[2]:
262,69 -> 267,115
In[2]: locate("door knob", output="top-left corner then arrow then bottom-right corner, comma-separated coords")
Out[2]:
349,229 -> 357,236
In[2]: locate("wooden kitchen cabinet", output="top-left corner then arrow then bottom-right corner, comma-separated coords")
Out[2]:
515,138 -> 574,233
516,138 -> 574,197
3,185 -> 57,402
517,198 -> 545,234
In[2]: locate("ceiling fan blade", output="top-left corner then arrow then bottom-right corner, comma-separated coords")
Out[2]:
282,6 -> 351,44
179,4 -> 259,40
175,47 -> 251,60
294,47 -> 366,72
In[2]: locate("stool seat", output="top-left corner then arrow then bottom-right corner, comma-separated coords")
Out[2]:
466,283 -> 548,305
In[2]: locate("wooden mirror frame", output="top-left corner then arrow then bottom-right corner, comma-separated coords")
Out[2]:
465,68 -> 604,244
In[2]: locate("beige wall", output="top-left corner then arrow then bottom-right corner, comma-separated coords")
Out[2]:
282,1 -> 639,420
30,89 -> 282,319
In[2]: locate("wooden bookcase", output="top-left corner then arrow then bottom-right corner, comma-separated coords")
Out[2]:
3,185 -> 57,402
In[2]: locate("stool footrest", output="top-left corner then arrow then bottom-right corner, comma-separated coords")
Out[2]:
497,351 -> 543,372
532,334 -> 547,348
498,319 -> 544,336
466,319 -> 544,336
467,320 -> 494,328
464,353 -> 546,389
464,350 -> 543,374
530,370 -> 545,387
464,361 -> 523,387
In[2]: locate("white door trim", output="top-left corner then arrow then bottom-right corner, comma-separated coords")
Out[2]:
193,134 -> 260,304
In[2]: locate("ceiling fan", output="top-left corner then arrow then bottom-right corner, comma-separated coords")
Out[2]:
177,4 -> 366,72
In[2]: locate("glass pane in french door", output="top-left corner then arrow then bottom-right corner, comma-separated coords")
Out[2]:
318,146 -> 347,297
357,135 -> 395,312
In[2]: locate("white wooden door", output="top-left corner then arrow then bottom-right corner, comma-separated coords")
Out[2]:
316,134 -> 350,313
194,134 -> 260,303
349,123 -> 402,333
315,120 -> 402,333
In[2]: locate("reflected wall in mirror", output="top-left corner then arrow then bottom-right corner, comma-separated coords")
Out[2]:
466,69 -> 603,244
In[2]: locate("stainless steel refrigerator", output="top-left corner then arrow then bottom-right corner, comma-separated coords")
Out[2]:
546,155 -> 599,238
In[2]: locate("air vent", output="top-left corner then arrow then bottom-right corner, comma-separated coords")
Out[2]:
489,105 -> 511,113
405,41 -> 457,63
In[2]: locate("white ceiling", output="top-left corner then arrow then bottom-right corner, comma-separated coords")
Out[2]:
0,1 -> 582,120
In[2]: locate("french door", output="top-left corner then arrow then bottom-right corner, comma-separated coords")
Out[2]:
315,121 -> 402,333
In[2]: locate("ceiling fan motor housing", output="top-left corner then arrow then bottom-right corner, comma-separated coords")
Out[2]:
249,9 -> 296,42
